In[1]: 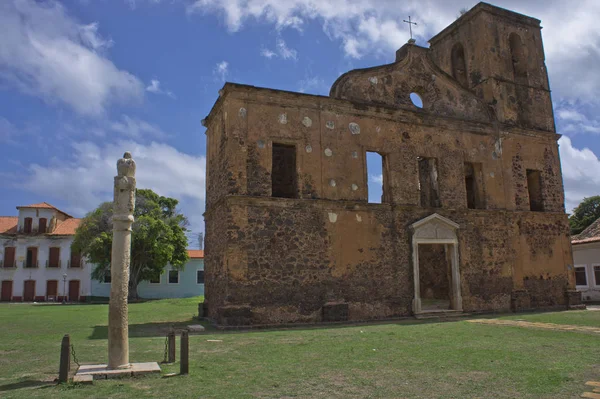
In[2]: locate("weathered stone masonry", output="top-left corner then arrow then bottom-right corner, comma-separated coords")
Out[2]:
203,2 -> 581,326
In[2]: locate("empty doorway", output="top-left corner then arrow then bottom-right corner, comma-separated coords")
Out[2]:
418,244 -> 451,311
410,214 -> 462,314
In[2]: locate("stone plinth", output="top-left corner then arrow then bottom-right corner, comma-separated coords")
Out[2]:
75,362 -> 160,380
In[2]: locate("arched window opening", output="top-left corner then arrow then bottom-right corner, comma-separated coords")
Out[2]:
509,33 -> 528,84
451,43 -> 468,88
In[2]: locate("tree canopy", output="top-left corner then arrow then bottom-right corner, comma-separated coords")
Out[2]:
73,189 -> 189,299
569,195 -> 600,235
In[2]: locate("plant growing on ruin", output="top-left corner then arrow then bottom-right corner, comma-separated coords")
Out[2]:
73,189 -> 189,299
569,195 -> 600,235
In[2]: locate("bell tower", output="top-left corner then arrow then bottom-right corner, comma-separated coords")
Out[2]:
429,2 -> 555,132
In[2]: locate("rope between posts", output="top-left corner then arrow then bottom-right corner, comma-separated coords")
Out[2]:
71,344 -> 80,368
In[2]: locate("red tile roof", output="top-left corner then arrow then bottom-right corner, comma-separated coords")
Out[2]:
0,217 -> 18,234
572,217 -> 600,245
16,202 -> 73,218
49,218 -> 81,235
187,250 -> 204,259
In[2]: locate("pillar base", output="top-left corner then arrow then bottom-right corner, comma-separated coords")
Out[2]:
75,362 -> 160,380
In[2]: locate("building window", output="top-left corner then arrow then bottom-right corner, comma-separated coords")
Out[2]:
70,250 -> 82,268
451,42 -> 468,88
594,265 -> 600,287
103,272 -> 111,284
2,247 -> 16,268
366,152 -> 389,204
197,270 -> 205,284
418,157 -> 440,208
168,270 -> 179,284
149,274 -> 161,284
464,162 -> 485,209
575,266 -> 587,287
24,217 -> 32,234
526,169 -> 544,212
509,33 -> 528,84
271,143 -> 297,198
39,218 -> 47,233
48,247 -> 60,268
25,247 -> 38,268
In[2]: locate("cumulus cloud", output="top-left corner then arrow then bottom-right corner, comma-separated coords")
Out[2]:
146,79 -> 176,98
260,48 -> 277,58
558,136 -> 600,213
187,0 -> 600,104
298,76 -> 327,95
21,140 -> 206,232
110,115 -> 168,139
261,37 -> 298,61
214,61 -> 229,81
0,0 -> 144,116
276,38 -> 297,60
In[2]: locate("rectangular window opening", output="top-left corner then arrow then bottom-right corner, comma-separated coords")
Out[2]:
149,274 -> 160,284
418,157 -> 441,208
575,267 -> 587,286
464,162 -> 485,209
70,250 -> 82,268
366,152 -> 386,204
197,270 -> 205,284
594,265 -> 600,287
3,247 -> 16,268
48,247 -> 60,268
271,143 -> 297,198
39,218 -> 47,234
24,218 -> 32,234
25,247 -> 38,268
103,272 -> 112,284
168,270 -> 179,284
526,169 -> 544,212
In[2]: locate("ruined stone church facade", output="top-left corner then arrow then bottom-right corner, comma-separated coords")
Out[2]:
203,2 -> 582,326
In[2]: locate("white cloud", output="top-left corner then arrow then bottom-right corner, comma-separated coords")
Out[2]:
558,136 -> 600,213
187,0 -> 600,104
146,79 -> 176,98
369,174 -> 383,185
556,105 -> 600,135
110,115 -> 168,139
260,48 -> 277,58
0,0 -> 144,116
21,140 -> 206,232
276,38 -> 297,60
214,61 -> 229,81
298,76 -> 327,95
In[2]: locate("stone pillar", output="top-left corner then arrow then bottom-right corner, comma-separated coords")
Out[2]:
108,152 -> 136,370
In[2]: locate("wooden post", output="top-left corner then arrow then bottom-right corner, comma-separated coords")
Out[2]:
58,334 -> 70,383
180,331 -> 189,375
168,331 -> 176,363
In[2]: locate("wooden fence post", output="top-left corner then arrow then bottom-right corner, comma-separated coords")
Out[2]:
180,331 -> 189,375
58,334 -> 70,383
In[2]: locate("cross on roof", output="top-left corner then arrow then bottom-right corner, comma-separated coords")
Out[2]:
403,16 -> 417,40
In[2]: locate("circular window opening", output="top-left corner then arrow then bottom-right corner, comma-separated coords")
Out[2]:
410,92 -> 423,108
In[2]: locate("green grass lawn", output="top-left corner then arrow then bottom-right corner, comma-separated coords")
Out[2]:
0,299 -> 599,399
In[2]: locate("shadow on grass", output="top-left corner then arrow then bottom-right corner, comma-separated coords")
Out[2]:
89,320 -> 196,339
0,379 -> 54,392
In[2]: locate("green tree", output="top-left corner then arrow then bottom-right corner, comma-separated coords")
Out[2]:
569,195 -> 600,235
73,189 -> 189,299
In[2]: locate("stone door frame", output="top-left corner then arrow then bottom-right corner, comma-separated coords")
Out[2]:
410,213 -> 462,314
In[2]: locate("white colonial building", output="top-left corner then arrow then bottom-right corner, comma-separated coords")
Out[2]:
572,217 -> 600,302
0,202 -> 92,302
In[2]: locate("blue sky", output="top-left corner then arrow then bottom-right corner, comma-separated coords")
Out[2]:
1,0 -> 600,245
